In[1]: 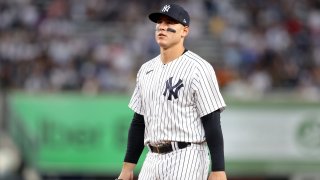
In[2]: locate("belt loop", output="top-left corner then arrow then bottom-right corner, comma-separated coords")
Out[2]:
171,142 -> 177,151
175,142 -> 179,150
155,147 -> 160,153
170,142 -> 175,151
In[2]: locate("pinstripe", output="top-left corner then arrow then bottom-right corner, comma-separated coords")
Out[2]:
184,148 -> 194,179
174,148 -> 184,179
179,148 -> 188,179
191,150 -> 200,179
139,153 -> 153,179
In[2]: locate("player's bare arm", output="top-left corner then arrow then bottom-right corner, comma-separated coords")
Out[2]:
117,162 -> 135,180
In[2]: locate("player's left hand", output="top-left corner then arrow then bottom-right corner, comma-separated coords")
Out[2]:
208,171 -> 227,180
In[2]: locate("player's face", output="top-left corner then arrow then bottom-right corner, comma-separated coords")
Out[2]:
155,16 -> 189,49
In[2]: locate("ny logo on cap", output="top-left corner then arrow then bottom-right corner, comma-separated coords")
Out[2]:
162,5 -> 171,12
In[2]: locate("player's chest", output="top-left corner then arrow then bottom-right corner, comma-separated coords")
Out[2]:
140,64 -> 193,101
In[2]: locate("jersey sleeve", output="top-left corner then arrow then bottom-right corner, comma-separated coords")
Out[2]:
128,68 -> 145,115
191,63 -> 226,117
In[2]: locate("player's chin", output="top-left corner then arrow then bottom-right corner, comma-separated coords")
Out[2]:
156,38 -> 165,43
157,41 -> 169,48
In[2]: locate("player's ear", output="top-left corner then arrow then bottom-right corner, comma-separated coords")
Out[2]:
181,26 -> 189,38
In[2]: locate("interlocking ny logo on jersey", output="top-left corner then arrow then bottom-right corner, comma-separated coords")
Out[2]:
162,5 -> 171,12
163,77 -> 184,100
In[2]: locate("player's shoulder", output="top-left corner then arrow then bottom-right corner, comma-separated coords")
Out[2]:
184,50 -> 213,69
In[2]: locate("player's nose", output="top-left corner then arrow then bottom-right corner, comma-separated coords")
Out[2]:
157,21 -> 169,29
156,25 -> 167,33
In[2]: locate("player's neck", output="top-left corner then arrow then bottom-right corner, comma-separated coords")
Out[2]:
160,45 -> 185,64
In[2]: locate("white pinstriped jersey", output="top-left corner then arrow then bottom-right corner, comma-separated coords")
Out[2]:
129,50 -> 226,145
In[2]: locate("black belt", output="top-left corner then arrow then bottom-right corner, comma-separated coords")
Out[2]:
148,142 -> 191,154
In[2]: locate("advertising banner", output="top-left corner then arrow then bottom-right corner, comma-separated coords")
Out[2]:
9,93 -> 146,175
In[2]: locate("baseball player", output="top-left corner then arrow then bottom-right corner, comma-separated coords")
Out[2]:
117,3 -> 227,180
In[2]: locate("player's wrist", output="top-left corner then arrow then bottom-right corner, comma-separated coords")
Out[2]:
122,162 -> 136,171
209,171 -> 227,180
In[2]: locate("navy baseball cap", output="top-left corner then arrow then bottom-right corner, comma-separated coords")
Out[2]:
149,4 -> 190,26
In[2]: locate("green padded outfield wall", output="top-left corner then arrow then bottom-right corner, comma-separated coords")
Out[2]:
9,92 -> 147,175
8,92 -> 320,176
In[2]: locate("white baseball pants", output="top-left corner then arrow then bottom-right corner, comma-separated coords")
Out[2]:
138,143 -> 210,180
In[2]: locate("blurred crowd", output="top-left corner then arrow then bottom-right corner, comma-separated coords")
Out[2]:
211,0 -> 320,99
0,0 -> 160,94
0,0 -> 319,98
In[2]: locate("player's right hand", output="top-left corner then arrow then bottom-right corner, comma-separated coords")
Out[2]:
117,169 -> 134,180
117,162 -> 136,180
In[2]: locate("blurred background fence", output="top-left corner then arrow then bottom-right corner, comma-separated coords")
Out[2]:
1,0 -> 320,180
